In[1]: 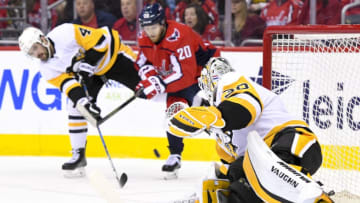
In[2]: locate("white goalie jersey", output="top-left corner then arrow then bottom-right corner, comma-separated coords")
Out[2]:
213,71 -> 302,156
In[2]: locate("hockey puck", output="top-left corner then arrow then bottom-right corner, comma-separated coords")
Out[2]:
153,148 -> 160,158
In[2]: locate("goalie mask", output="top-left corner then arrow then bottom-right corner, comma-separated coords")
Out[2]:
198,57 -> 234,103
18,27 -> 51,59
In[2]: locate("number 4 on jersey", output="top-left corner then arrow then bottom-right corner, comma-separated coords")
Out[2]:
79,27 -> 91,37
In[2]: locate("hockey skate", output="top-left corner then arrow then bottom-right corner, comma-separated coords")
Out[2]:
62,148 -> 87,178
162,154 -> 181,180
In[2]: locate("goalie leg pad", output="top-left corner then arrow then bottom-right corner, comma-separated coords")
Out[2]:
216,189 -> 230,203
201,178 -> 230,203
228,178 -> 262,203
271,127 -> 322,175
299,140 -> 322,175
243,133 -> 326,203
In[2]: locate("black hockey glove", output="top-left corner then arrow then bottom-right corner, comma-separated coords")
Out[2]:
75,97 -> 101,126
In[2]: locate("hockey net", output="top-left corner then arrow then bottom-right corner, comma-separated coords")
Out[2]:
263,25 -> 360,202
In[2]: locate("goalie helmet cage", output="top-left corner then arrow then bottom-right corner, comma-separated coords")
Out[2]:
263,25 -> 360,202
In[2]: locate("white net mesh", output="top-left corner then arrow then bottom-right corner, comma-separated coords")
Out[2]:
269,32 -> 360,201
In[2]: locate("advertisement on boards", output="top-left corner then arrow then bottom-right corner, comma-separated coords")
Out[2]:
0,49 -> 263,137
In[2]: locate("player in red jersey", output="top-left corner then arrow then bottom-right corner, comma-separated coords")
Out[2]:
135,3 -> 218,179
260,0 -> 303,26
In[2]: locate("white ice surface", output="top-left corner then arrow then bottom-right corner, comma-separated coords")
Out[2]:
0,156 -> 212,203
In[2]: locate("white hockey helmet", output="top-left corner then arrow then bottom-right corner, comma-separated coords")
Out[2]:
18,27 -> 50,56
198,57 -> 234,101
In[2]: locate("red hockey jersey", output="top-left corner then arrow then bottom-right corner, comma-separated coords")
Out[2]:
260,0 -> 304,26
136,20 -> 218,93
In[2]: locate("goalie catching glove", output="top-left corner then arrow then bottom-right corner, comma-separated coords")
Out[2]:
75,97 -> 101,127
167,106 -> 225,137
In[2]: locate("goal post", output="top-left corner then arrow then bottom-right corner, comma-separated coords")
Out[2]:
263,25 -> 360,201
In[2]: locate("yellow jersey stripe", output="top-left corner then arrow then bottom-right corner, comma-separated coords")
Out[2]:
47,73 -> 74,89
68,122 -> 87,127
264,120 -> 309,146
293,133 -> 316,157
119,43 -> 137,61
65,83 -> 81,96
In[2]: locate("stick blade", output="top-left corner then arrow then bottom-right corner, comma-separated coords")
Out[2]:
119,173 -> 128,188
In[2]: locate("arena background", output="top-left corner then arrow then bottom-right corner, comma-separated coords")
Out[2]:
0,46 -> 262,161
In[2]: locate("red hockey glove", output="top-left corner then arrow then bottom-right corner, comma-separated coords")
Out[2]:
138,65 -> 157,80
136,76 -> 166,99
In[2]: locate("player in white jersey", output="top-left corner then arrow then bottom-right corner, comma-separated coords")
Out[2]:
168,57 -> 333,202
18,24 -> 140,177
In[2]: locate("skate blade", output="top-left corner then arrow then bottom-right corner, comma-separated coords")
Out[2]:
163,169 -> 179,180
63,167 -> 86,178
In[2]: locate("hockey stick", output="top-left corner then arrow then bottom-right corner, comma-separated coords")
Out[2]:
96,124 -> 128,188
80,78 -> 129,188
